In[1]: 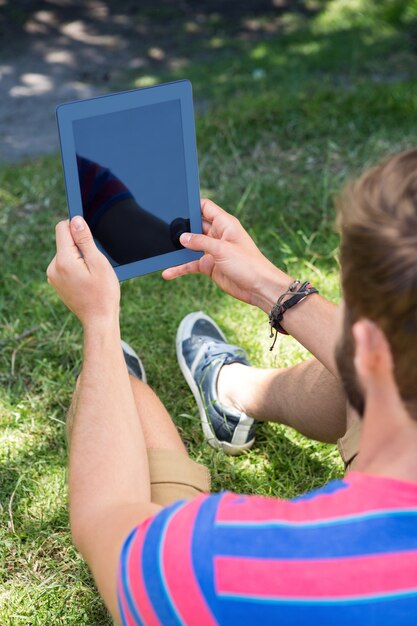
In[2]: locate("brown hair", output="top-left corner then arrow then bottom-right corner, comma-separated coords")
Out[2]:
338,148 -> 417,412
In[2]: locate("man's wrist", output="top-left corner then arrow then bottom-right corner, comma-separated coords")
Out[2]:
251,263 -> 295,314
82,314 -> 121,343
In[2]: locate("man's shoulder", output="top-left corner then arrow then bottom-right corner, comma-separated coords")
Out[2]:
209,476 -> 350,527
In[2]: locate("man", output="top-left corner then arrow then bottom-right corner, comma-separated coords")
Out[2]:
47,148 -> 417,625
76,155 -> 188,264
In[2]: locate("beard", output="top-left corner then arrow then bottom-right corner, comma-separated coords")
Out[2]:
335,308 -> 365,418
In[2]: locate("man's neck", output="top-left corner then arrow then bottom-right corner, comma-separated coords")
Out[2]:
354,389 -> 417,483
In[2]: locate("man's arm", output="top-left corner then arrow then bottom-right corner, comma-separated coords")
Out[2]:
47,217 -> 161,622
251,268 -> 340,377
163,199 -> 340,376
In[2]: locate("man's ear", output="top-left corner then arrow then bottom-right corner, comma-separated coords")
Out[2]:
352,319 -> 394,385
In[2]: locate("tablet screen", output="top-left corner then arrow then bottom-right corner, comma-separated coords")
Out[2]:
72,99 -> 190,266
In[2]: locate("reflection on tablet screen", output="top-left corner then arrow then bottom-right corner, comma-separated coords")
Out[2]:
73,99 -> 191,266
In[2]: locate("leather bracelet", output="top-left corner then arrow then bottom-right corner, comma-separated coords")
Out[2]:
269,280 -> 319,350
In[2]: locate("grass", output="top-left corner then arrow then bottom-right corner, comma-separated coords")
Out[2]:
1,1 -> 417,623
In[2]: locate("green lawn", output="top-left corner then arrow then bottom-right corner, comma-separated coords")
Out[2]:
1,1 -> 417,623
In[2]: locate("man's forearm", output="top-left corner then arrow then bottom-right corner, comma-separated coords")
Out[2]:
69,321 -> 150,544
253,266 -> 340,377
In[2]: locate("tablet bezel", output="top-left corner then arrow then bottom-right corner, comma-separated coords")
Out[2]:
56,80 -> 202,281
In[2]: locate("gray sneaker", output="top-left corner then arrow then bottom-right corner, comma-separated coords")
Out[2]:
122,340 -> 147,383
176,311 -> 256,455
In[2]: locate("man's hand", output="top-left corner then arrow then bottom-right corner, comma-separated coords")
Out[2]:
47,216 -> 120,329
162,199 -> 292,312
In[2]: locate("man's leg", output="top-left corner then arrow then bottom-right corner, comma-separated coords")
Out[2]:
128,376 -> 211,506
127,375 -> 187,453
218,357 -> 362,469
67,373 -> 210,507
217,357 -> 348,443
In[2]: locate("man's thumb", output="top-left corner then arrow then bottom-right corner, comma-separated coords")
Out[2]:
70,216 -> 97,260
179,232 -> 220,256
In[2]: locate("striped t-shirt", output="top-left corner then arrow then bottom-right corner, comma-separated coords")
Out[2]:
117,471 -> 417,625
76,155 -> 133,229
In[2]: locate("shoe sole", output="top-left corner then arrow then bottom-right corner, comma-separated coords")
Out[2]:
176,312 -> 254,456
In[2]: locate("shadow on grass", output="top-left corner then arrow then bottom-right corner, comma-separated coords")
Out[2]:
2,0 -> 413,88
197,422 -> 342,499
0,0 -> 327,61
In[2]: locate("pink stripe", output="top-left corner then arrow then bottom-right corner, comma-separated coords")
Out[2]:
125,521 -> 162,626
216,475 -> 417,524
161,496 -> 217,625
215,550 -> 417,599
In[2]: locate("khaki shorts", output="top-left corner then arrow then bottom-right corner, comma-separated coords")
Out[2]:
337,419 -> 362,471
148,448 -> 211,507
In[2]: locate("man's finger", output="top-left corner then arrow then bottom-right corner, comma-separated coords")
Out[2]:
179,232 -> 220,257
162,259 -> 201,280
70,216 -> 99,263
55,220 -> 78,256
200,198 -> 226,222
202,218 -> 211,235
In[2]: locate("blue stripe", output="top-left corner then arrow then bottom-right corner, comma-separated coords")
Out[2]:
211,514 -> 417,559
142,500 -> 186,626
216,508 -> 417,529
191,494 -> 225,622
119,527 -> 145,626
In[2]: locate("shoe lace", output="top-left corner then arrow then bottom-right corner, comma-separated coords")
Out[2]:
200,342 -> 245,375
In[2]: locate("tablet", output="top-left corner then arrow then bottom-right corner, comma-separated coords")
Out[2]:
56,80 -> 203,280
